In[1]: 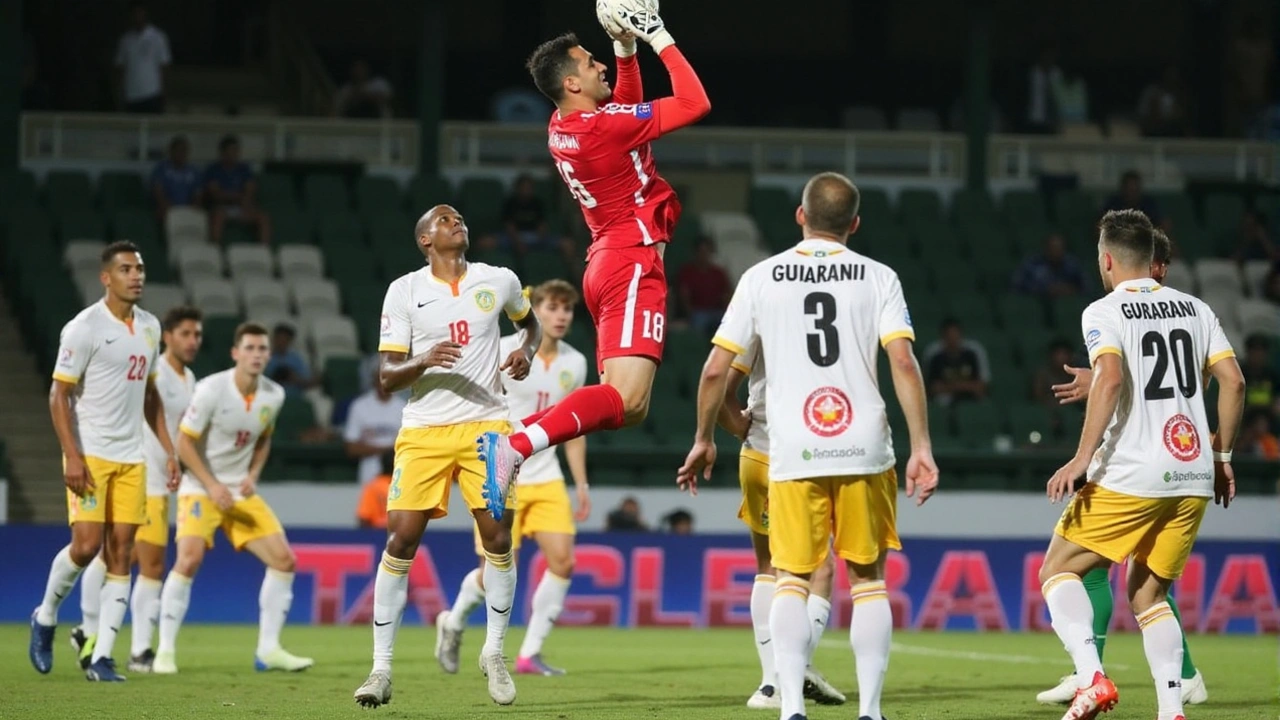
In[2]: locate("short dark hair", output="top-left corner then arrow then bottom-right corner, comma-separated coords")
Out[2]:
526,33 -> 581,103
1152,228 -> 1172,265
101,240 -> 141,267
233,321 -> 270,347
162,305 -> 203,332
219,134 -> 239,152
530,278 -> 579,307
801,172 -> 860,236
1098,209 -> 1154,268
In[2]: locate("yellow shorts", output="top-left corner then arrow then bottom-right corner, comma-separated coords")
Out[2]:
768,470 -> 902,574
390,422 -> 512,518
176,494 -> 284,551
473,479 -> 576,555
738,449 -> 770,535
66,456 -> 145,526
134,495 -> 171,547
1056,483 -> 1208,580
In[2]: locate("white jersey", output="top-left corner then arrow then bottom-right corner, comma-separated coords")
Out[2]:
731,342 -> 770,456
178,370 -> 285,500
500,334 -> 588,485
1082,279 -> 1235,498
53,300 -> 162,464
714,238 -> 915,482
379,264 -> 531,428
144,357 -> 195,495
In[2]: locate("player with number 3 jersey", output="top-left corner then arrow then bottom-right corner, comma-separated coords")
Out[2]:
477,1 -> 710,523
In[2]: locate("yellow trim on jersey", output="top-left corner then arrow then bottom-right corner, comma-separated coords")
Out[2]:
740,446 -> 769,464
1090,347 -> 1122,364
179,424 -> 203,439
1206,349 -> 1236,368
506,303 -> 531,322
378,343 -> 410,354
880,330 -> 915,347
148,372 -> 158,380
730,361 -> 752,375
52,372 -> 80,384
711,336 -> 746,356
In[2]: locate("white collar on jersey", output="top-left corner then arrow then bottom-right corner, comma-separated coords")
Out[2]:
1113,278 -> 1161,292
794,237 -> 850,252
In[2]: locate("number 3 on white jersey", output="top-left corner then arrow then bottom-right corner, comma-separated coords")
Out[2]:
556,160 -> 597,208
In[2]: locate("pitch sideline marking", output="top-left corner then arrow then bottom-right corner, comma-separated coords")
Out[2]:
819,639 -> 1131,671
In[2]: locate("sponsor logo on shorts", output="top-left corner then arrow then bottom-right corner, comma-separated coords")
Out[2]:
801,446 -> 867,461
388,467 -> 402,501
1163,469 -> 1212,483
81,494 -> 99,511
802,386 -> 852,437
1162,414 -> 1201,462
474,289 -> 497,312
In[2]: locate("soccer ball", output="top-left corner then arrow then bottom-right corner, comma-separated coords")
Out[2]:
595,0 -> 659,37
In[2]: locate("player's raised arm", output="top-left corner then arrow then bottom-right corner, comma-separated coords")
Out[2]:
602,6 -> 710,139
606,29 -> 643,105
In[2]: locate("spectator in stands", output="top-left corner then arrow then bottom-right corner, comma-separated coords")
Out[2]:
115,2 -> 170,113
332,59 -> 394,119
663,509 -> 694,535
1242,334 -> 1279,420
205,134 -> 272,246
1052,64 -> 1089,125
1239,409 -> 1280,459
265,322 -> 313,397
356,452 -> 395,529
150,135 -> 203,223
1024,45 -> 1062,134
1013,232 -> 1086,297
498,174 -> 558,253
1138,65 -> 1191,137
677,236 -> 732,338
1231,210 -> 1279,263
343,369 -> 407,485
923,317 -> 990,406
1102,171 -> 1162,226
606,497 -> 648,532
1030,338 -> 1077,406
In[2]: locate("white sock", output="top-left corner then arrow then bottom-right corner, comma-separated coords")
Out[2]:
36,545 -> 85,626
770,577 -> 811,720
129,576 -> 163,657
482,551 -> 517,655
373,552 -> 412,674
157,572 -> 193,655
850,581 -> 893,719
1043,573 -> 1104,686
807,593 -> 832,664
91,573 -> 131,663
749,574 -> 776,687
447,568 -> 485,632
79,555 -> 107,635
519,571 -> 570,658
1138,602 -> 1184,720
257,569 -> 294,657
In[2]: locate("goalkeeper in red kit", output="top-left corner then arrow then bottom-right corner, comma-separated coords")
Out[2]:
477,1 -> 709,519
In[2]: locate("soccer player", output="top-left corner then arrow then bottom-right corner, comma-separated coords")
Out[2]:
28,241 -> 177,682
70,306 -> 204,673
1038,209 -> 1244,720
153,322 -> 312,675
679,173 -> 939,720
1038,228 -> 1208,705
438,279 -> 591,677
353,205 -> 540,709
719,350 -> 846,709
478,4 -> 711,518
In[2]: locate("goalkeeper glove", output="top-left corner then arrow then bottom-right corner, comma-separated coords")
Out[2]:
611,1 -> 675,54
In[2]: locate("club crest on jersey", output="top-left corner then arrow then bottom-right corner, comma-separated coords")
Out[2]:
258,406 -> 274,429
559,369 -> 575,391
1085,329 -> 1102,351
143,327 -> 158,350
474,289 -> 497,312
903,309 -> 913,328
802,386 -> 852,438
59,348 -> 74,364
1162,414 -> 1201,462
636,102 -> 653,119
380,313 -> 391,334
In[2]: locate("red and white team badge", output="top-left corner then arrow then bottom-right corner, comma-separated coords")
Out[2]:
802,387 -> 852,438
1162,414 -> 1201,461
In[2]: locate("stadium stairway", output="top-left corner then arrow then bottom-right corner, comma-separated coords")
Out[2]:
0,290 -> 63,522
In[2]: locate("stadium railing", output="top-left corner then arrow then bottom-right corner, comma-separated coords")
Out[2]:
20,113 -> 1278,184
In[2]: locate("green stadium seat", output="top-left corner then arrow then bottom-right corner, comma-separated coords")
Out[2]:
344,287 -> 383,352
202,316 -> 241,354
857,188 -> 893,227
457,178 -> 507,235
0,169 -> 38,216
316,211 -> 365,248
953,401 -> 1006,447
748,186 -> 795,219
945,293 -> 994,326
356,176 -> 403,215
471,248 -> 518,272
1001,190 -> 1048,226
58,209 -> 106,244
324,356 -> 363,403
926,402 -> 958,450
951,188 -> 997,226
1007,403 -> 1057,447
978,255 -> 1018,294
895,265 -> 932,301
44,170 -> 94,211
1008,222 -> 1056,256
1052,189 -> 1100,230
256,174 -> 298,212
1255,193 -> 1280,225
520,252 -> 568,284
112,208 -> 159,245
407,174 -> 453,212
5,210 -> 55,266
1012,328 -> 1056,368
997,295 -> 1048,331
1202,192 -> 1245,254
221,223 -> 257,246
957,221 -> 1012,257
326,243 -> 380,288
897,188 -> 943,226
1049,295 -> 1094,330
304,175 -> 351,212
758,212 -> 800,254
274,397 -> 317,441
271,208 -> 315,247
98,171 -> 147,212
910,222 -> 965,265
367,212 -> 414,250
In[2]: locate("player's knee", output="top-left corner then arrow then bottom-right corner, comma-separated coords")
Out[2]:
547,555 -> 573,578
272,548 -> 297,574
138,555 -> 165,580
69,539 -> 103,567
620,392 -> 649,427
483,529 -> 513,556
812,557 -> 836,586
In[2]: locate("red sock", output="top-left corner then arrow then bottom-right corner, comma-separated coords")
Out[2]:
519,407 -> 554,427
509,385 -> 625,458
